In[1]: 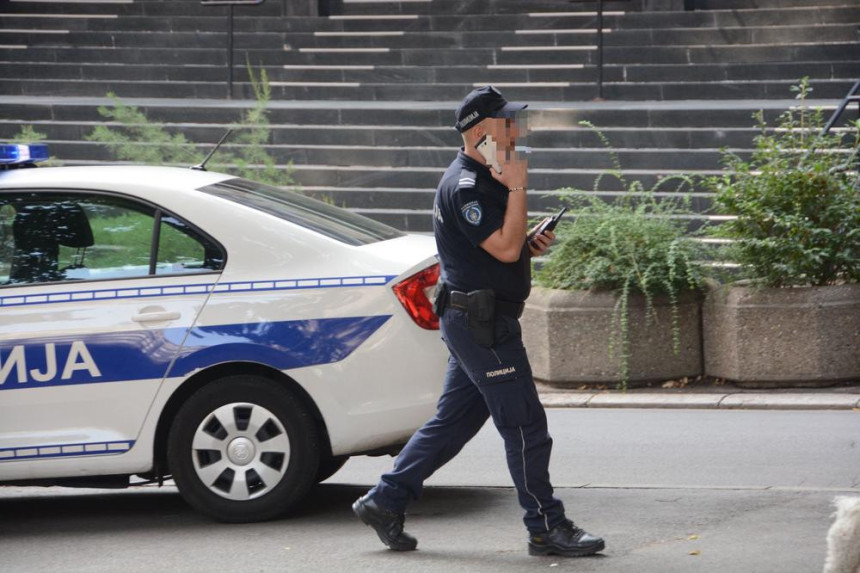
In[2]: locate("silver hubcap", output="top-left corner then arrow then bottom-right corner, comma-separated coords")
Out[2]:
191,402 -> 290,501
227,437 -> 256,465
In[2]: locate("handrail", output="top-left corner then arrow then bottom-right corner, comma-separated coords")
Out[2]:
593,0 -> 634,101
597,0 -> 605,99
822,80 -> 860,135
201,0 -> 266,99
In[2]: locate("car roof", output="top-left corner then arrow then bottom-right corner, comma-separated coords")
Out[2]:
0,165 -> 234,194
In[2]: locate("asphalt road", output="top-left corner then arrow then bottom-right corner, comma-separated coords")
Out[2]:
333,409 -> 860,490
1,409 -> 858,573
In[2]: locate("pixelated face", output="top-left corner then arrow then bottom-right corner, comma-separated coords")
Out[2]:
485,113 -> 528,157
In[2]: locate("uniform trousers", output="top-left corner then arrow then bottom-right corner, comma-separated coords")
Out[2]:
368,307 -> 566,533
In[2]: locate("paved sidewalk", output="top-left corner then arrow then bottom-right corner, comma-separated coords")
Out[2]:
537,381 -> 860,410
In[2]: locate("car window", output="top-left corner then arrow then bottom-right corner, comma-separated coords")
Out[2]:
156,213 -> 223,275
0,192 -> 224,286
198,178 -> 404,246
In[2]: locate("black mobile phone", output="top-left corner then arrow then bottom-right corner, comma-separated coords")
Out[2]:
528,206 -> 567,246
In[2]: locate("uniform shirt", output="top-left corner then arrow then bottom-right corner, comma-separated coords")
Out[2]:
433,149 -> 531,303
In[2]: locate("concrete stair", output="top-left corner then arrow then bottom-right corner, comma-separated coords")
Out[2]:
1,95 -> 853,232
0,0 -> 858,232
1,0 -> 858,100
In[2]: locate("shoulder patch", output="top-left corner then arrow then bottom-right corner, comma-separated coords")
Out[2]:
460,200 -> 482,226
457,168 -> 477,189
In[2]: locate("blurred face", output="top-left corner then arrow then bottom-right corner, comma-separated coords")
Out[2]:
483,115 -> 525,156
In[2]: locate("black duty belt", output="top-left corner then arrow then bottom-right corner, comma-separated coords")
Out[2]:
448,290 -> 525,319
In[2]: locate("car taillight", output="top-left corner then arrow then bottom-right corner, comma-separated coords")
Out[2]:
393,263 -> 440,330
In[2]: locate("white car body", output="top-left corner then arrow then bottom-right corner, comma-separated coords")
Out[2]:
0,165 -> 445,518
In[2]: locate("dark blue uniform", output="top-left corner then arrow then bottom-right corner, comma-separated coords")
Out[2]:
367,150 -> 566,533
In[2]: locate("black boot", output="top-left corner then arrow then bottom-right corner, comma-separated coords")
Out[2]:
528,519 -> 605,557
352,494 -> 418,551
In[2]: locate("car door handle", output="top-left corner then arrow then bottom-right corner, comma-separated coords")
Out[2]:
132,311 -> 181,323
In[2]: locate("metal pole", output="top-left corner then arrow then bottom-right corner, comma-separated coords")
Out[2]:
821,79 -> 860,135
227,5 -> 235,99
596,0 -> 604,100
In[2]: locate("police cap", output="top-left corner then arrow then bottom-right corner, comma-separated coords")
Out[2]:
454,85 -> 527,133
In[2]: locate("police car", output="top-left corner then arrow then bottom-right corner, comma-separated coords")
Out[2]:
0,144 -> 445,522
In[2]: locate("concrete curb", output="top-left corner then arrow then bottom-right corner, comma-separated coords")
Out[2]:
539,392 -> 860,410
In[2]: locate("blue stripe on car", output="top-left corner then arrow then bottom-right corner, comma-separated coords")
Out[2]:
0,315 -> 391,390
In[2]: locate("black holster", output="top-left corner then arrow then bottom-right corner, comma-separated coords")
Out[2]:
431,282 -> 449,317
465,289 -> 496,347
436,284 -> 497,347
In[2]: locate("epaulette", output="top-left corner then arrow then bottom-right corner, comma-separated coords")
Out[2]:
457,168 -> 477,189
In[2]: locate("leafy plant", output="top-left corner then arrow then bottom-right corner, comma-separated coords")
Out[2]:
87,63 -> 294,187
207,64 -> 288,185
87,95 -> 199,166
9,125 -> 48,144
705,78 -> 860,287
535,122 -> 706,388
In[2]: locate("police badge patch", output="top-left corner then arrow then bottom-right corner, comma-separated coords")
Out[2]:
461,201 -> 482,226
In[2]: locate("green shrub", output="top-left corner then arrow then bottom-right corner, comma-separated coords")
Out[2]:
706,78 -> 860,287
210,65 -> 288,185
535,122 -> 706,388
9,125 -> 48,145
87,95 -> 199,166
87,64 -> 294,188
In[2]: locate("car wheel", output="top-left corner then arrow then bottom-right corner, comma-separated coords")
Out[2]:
315,455 -> 349,483
167,375 -> 320,523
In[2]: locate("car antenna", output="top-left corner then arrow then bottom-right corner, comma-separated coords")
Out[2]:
191,129 -> 232,171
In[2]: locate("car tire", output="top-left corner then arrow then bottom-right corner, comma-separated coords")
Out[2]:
315,455 -> 349,483
167,375 -> 320,523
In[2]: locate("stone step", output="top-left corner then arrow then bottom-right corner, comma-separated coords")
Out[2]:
305,208 -> 713,234
3,120 -> 804,150
2,0 -> 855,235
17,118 -> 860,156
279,25 -> 858,50
39,139 -> 734,171
0,118 -> 769,149
0,0 -> 289,17
335,0 -> 855,16
0,30 -> 284,50
7,48 -> 851,91
0,14 -> 604,34
1,97 -> 843,129
1,76 -> 852,100
0,46 -> 288,66
5,61 -> 854,87
3,24 -> 857,53
298,185 -> 716,214
335,0 -> 635,16
692,0 -> 856,8
617,5 -> 860,29
5,40 -> 854,69
0,1 -> 130,16
10,117 -> 857,151
49,157 -> 721,196
277,42 -> 860,66
3,5 -> 856,34
603,24 -> 860,46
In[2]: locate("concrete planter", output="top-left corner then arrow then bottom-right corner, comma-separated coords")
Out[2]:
521,287 -> 703,387
703,283 -> 860,388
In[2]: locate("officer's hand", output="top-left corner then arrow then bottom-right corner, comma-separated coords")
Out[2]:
491,151 -> 528,192
528,229 -> 555,257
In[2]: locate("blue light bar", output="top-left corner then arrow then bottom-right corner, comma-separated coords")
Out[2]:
0,143 -> 50,165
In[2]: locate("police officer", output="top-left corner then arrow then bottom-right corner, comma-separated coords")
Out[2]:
353,86 -> 605,558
